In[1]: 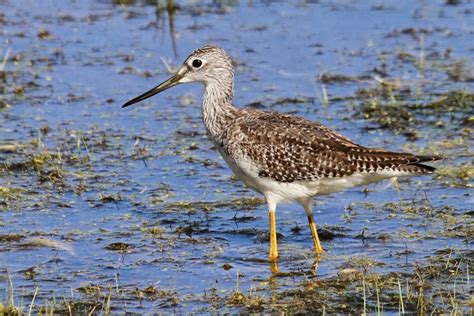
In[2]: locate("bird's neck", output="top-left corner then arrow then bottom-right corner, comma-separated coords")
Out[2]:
202,80 -> 235,140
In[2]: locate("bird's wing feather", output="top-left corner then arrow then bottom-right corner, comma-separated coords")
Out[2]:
228,110 -> 437,182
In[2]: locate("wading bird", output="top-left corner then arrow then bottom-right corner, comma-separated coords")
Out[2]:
123,45 -> 439,272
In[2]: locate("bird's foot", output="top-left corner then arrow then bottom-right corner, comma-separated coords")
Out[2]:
269,260 -> 279,274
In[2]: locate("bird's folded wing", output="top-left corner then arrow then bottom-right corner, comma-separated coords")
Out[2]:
229,110 -> 439,182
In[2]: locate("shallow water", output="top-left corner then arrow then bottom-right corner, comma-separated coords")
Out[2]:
0,0 -> 473,313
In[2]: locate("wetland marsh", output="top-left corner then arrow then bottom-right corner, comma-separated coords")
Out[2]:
0,0 -> 473,314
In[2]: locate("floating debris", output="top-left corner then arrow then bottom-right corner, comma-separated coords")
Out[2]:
21,237 -> 74,254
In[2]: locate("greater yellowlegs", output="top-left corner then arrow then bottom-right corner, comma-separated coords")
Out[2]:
123,45 -> 439,271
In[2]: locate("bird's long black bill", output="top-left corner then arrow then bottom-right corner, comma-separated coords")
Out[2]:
122,72 -> 183,108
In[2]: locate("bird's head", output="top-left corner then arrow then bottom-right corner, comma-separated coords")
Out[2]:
122,45 -> 233,108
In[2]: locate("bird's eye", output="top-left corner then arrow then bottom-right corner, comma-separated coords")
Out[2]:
192,59 -> 202,68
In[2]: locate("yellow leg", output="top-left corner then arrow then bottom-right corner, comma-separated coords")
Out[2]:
268,210 -> 279,261
307,213 -> 324,254
270,260 -> 279,274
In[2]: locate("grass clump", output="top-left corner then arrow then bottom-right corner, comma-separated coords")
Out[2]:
435,165 -> 473,187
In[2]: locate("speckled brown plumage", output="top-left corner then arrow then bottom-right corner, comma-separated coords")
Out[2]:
217,108 -> 439,183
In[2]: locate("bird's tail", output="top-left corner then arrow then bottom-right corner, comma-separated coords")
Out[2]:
404,155 -> 442,174
351,150 -> 443,174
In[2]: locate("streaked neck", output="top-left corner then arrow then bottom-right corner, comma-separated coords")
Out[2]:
202,80 -> 234,138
